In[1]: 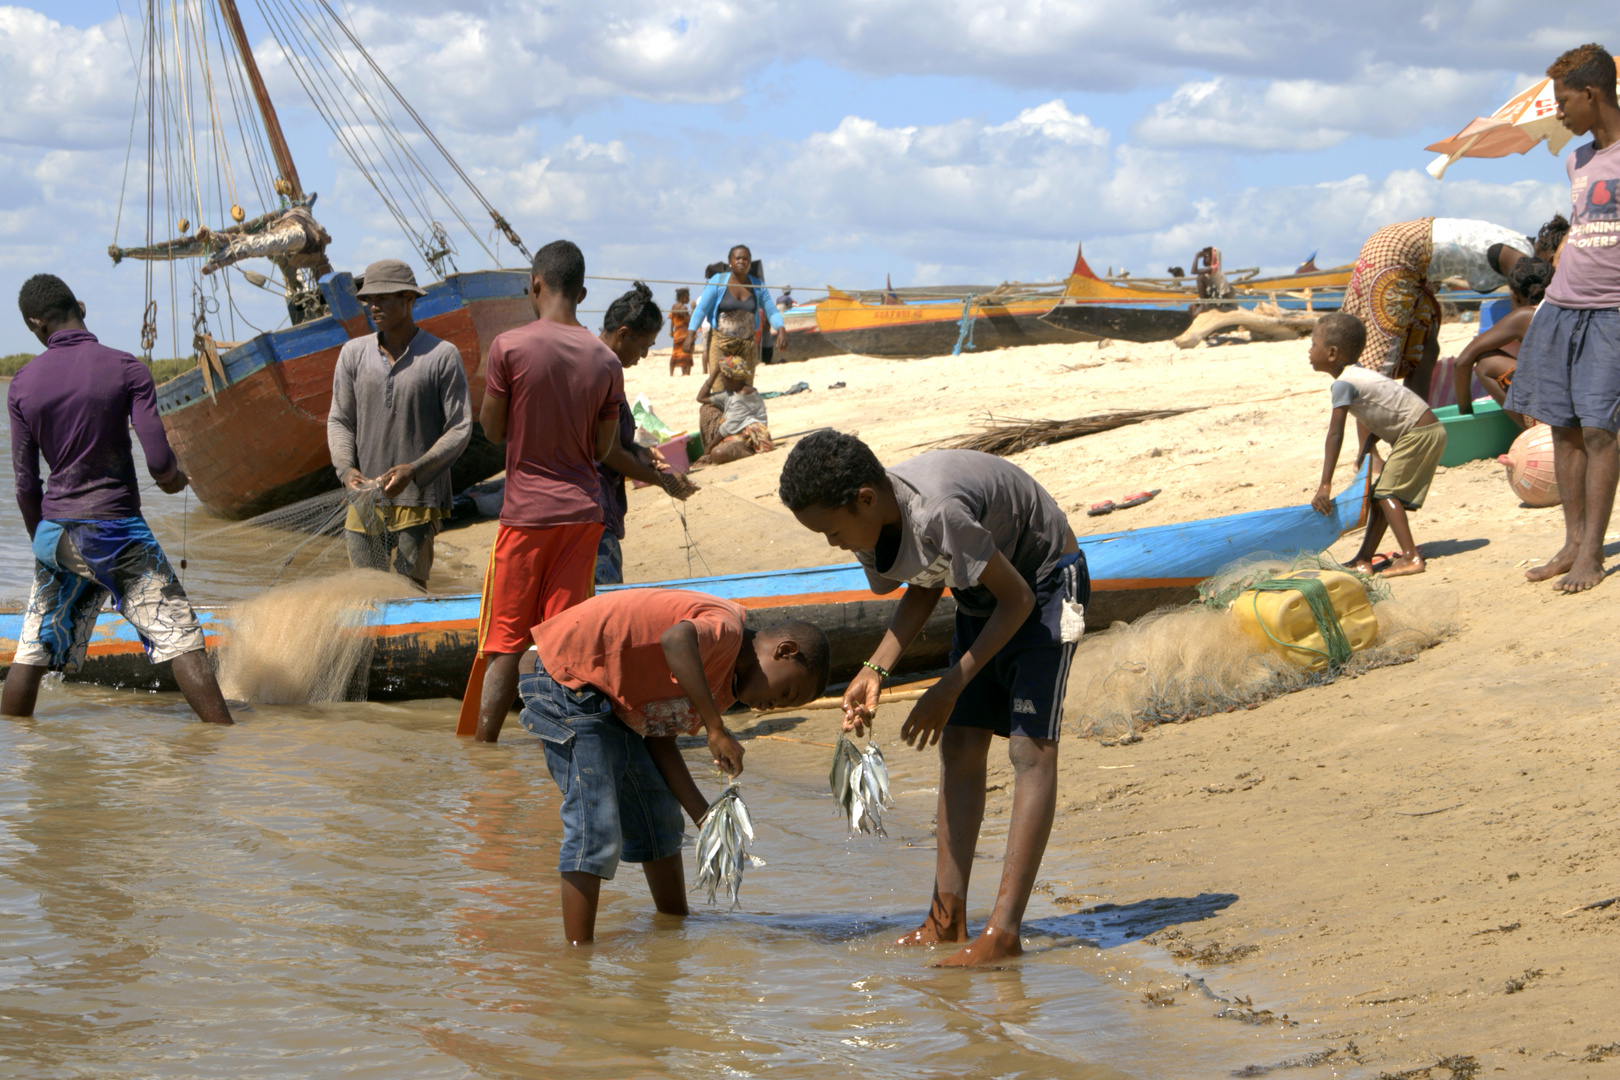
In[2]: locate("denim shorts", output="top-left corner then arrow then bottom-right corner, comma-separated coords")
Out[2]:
947,551 -> 1088,742
1504,304 -> 1620,432
518,660 -> 686,880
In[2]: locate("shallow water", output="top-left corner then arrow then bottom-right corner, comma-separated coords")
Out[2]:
0,686 -> 1353,1079
0,408 -> 1341,1078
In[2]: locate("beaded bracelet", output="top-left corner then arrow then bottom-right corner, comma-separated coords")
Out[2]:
862,659 -> 891,680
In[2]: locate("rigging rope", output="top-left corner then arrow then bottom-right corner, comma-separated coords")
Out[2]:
311,0 -> 530,261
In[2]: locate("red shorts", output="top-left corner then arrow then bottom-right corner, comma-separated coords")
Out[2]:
483,521 -> 602,655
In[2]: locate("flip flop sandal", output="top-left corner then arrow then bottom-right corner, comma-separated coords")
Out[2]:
1087,500 -> 1116,517
1115,489 -> 1161,510
1367,551 -> 1399,573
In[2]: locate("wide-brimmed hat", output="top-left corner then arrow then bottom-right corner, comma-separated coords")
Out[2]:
355,258 -> 426,298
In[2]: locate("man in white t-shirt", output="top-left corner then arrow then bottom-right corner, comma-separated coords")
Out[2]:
1310,312 -> 1447,577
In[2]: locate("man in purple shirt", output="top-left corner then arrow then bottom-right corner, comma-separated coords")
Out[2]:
2,274 -> 232,724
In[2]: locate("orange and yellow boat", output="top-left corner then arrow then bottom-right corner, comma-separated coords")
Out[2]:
789,245 -> 1352,358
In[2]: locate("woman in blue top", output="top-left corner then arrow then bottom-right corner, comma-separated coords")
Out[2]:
689,244 -> 787,380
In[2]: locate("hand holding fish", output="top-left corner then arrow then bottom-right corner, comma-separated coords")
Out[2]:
842,666 -> 883,736
708,726 -> 745,777
899,683 -> 957,749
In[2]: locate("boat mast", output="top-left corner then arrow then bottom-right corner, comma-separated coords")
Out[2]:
216,0 -> 303,201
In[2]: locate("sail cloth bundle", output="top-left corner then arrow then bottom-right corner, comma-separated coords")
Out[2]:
108,203 -> 332,277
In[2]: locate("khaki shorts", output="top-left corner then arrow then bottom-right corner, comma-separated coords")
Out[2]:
1374,422 -> 1447,510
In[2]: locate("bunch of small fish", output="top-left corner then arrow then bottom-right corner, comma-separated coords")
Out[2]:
830,734 -> 894,836
693,784 -> 764,908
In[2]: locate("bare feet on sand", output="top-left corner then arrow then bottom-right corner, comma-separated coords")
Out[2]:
1382,553 -> 1425,578
1526,544 -> 1577,583
1556,558 -> 1607,594
935,926 -> 1023,967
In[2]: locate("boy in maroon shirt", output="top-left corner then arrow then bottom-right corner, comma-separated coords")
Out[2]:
470,241 -> 626,741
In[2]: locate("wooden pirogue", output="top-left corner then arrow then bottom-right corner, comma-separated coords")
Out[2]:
789,245 -> 1355,358
0,465 -> 1371,701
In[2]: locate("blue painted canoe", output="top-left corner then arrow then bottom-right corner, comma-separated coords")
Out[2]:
0,465 -> 1370,699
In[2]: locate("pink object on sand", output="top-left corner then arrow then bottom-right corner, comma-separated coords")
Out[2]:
631,433 -> 691,489
1500,423 -> 1559,507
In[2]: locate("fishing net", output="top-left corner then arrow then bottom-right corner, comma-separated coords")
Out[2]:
1065,553 -> 1454,738
214,569 -> 404,704
177,484 -> 404,601
185,485 -> 425,705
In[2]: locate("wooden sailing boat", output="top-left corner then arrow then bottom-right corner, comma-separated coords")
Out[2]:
110,1 -> 536,519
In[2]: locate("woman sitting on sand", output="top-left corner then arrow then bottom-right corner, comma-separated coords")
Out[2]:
695,354 -> 774,464
688,244 -> 786,379
1453,257 -> 1556,428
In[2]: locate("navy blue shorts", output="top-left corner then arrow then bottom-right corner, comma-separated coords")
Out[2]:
947,552 -> 1088,742
1504,304 -> 1620,432
518,660 -> 686,880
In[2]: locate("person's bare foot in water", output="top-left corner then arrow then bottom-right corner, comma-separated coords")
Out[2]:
897,893 -> 968,946
1526,543 -> 1578,582
935,925 -> 1022,967
1556,556 -> 1607,594
1382,552 -> 1425,578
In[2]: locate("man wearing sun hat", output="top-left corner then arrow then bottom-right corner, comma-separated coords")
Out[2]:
327,258 -> 470,585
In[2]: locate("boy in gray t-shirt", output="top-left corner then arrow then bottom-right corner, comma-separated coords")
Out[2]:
1310,312 -> 1445,578
779,431 -> 1086,967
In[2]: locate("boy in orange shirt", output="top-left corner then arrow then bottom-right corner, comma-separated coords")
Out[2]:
521,589 -> 830,942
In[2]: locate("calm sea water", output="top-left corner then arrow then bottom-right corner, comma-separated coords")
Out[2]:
0,406 -> 1334,1078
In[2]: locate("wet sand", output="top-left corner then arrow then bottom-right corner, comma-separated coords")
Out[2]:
438,326 -> 1620,1076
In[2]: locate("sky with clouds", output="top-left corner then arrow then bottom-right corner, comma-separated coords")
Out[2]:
0,1 -> 1607,354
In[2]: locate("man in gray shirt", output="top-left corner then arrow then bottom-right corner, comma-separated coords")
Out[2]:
327,259 -> 470,585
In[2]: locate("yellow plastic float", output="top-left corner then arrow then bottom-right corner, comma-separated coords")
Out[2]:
1232,569 -> 1378,671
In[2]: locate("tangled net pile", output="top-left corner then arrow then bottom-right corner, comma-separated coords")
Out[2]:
1064,553 -> 1455,738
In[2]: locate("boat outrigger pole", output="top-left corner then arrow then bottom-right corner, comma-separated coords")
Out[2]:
218,0 -> 302,201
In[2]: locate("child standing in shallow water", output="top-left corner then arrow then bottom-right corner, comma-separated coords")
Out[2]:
1309,311 -> 1447,578
779,431 -> 1086,967
518,589 -> 829,942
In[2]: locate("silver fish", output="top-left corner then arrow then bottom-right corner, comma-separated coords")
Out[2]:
830,735 -> 894,836
692,785 -> 761,908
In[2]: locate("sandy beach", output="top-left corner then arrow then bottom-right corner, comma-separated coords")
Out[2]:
433,324 -> 1620,1076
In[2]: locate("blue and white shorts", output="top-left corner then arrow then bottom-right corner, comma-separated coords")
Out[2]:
947,551 -> 1089,742
14,517 -> 205,672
